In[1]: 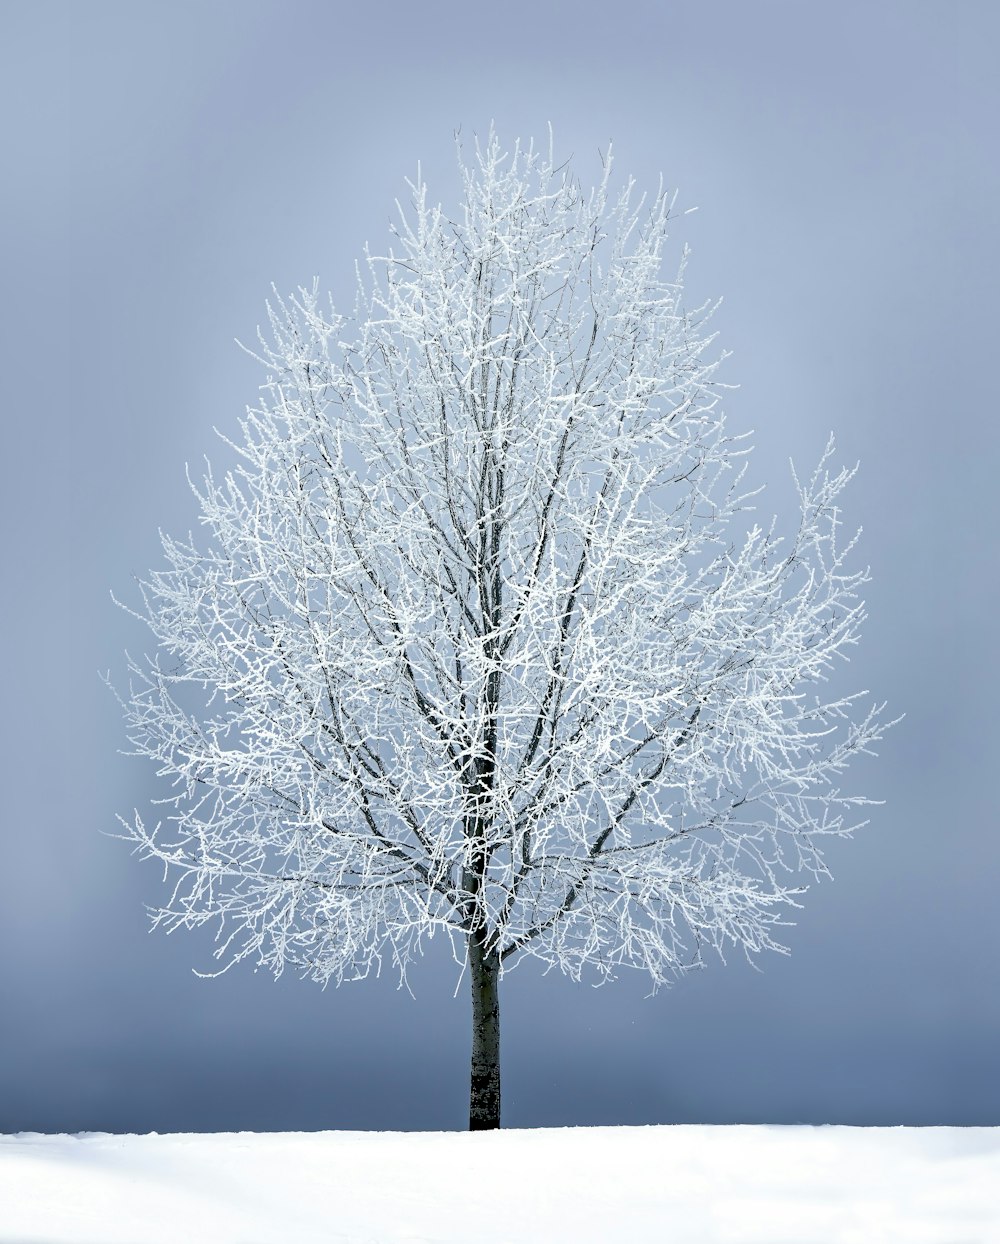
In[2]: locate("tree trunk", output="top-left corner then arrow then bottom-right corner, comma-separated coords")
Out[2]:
468,929 -> 501,1130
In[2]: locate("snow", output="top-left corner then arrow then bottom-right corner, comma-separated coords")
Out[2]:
2,1126 -> 997,1243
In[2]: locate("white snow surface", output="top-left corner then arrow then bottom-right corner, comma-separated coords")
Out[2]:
2,1125 -> 998,1243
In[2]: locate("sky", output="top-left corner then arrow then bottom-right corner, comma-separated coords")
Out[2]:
1,0 -> 998,1133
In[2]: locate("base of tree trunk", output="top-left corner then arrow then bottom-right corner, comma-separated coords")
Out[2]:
469,932 -> 501,1130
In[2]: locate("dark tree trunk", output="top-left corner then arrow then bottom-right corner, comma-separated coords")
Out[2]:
468,928 -> 501,1130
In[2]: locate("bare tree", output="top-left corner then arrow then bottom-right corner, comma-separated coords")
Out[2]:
114,131 -> 891,1130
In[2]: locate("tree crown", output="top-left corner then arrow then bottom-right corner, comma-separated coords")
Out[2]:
115,131 -> 891,991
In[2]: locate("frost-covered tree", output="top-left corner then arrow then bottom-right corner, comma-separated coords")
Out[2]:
114,132 -> 891,1130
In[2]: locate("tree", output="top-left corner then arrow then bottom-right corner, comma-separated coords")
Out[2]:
114,131 -> 891,1131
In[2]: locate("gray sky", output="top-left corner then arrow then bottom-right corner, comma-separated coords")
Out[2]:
2,0 -> 998,1132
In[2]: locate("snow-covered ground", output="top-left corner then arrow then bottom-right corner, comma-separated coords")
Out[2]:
2,1125 -> 998,1243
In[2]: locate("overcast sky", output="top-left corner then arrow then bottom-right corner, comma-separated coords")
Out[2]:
2,0 -> 998,1133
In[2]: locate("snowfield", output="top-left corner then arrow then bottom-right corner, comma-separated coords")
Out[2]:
2,1125 -> 998,1243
